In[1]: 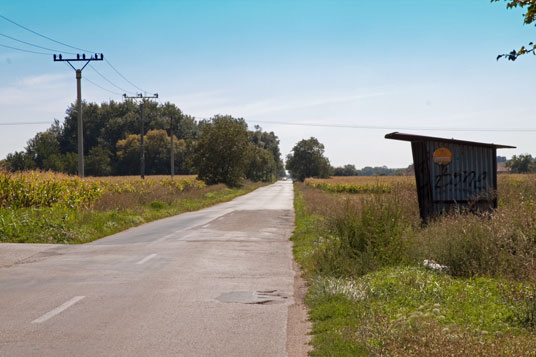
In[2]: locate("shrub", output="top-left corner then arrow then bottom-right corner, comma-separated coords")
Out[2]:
312,193 -> 413,277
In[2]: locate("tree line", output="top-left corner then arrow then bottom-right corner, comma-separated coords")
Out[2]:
285,137 -> 411,181
2,100 -> 285,186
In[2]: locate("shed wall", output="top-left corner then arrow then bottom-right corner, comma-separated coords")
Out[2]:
412,140 -> 498,220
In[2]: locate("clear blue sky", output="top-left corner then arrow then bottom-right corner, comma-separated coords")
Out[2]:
1,0 -> 535,168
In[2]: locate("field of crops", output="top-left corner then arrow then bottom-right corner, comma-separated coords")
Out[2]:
293,174 -> 536,355
0,171 -> 204,209
0,170 -> 260,244
305,177 -> 404,194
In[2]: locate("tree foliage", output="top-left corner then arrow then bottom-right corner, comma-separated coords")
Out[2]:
333,164 -> 359,176
3,101 -> 283,186
494,0 -> 536,60
193,116 -> 250,187
506,154 -> 536,173
286,137 -> 331,181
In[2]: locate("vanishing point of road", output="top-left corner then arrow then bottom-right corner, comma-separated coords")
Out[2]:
0,181 -> 310,356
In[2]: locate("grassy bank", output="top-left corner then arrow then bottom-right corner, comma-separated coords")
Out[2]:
292,176 -> 536,356
0,171 -> 265,244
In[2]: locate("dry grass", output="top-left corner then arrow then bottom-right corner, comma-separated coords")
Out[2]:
306,175 -> 415,186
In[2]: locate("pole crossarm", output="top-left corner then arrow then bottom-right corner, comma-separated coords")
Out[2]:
53,53 -> 103,71
123,93 -> 158,100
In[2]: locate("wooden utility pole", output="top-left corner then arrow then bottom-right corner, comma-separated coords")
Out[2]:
123,93 -> 159,179
170,117 -> 174,179
54,53 -> 103,177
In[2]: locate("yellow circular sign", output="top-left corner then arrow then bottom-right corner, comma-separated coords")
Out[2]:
433,147 -> 452,165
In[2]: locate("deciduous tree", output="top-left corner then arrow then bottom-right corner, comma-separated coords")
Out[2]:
193,116 -> 250,187
286,137 -> 331,181
494,0 -> 536,60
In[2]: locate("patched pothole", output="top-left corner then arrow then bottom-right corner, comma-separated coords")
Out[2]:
216,290 -> 288,305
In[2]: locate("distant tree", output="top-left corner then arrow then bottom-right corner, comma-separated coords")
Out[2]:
5,151 -> 36,171
193,115 -> 250,187
343,164 -> 359,176
25,131 -> 61,169
358,165 -> 407,176
245,143 -> 277,182
86,146 -> 112,176
332,164 -> 358,176
494,0 -> 536,60
3,100 -> 283,179
333,167 -> 345,176
249,125 -> 285,177
144,129 -> 171,175
506,154 -> 536,173
286,137 -> 331,181
116,134 -> 141,175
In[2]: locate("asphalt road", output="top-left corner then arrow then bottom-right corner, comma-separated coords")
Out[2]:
0,181 -> 310,356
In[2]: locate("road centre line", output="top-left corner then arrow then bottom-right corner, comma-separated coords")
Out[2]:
32,296 -> 85,324
136,253 -> 157,265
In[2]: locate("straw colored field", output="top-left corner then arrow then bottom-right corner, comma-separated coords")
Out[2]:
306,175 -> 415,185
305,176 -> 414,194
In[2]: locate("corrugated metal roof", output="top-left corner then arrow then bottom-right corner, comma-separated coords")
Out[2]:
385,132 -> 516,149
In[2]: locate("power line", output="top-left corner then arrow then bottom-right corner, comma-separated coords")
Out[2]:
0,121 -> 51,126
0,14 -> 94,53
0,32 -> 76,54
0,13 -> 150,96
0,43 -> 51,55
84,77 -> 123,96
247,120 -> 536,133
104,58 -> 147,93
89,64 -> 135,95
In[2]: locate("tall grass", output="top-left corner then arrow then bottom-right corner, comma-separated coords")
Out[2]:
294,175 -> 536,355
303,175 -> 536,282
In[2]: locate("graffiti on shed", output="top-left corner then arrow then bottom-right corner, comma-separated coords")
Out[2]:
385,132 -> 515,222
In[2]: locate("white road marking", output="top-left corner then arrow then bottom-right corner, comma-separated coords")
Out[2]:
32,296 -> 85,324
136,253 -> 157,265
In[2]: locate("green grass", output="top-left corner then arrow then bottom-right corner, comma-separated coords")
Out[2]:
0,183 -> 264,244
305,266 -> 536,356
291,184 -> 536,356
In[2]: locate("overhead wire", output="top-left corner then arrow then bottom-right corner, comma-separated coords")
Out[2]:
245,120 -> 536,133
0,14 -> 94,53
0,13 -> 151,96
0,43 -> 51,55
0,32 -> 76,54
88,64 -> 135,95
0,121 -> 51,126
104,58 -> 147,93
59,61 -> 121,96
84,77 -> 123,96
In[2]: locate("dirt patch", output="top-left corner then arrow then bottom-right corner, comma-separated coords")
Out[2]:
286,259 -> 312,356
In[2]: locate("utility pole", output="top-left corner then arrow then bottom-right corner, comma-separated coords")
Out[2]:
54,53 -> 103,177
123,93 -> 159,179
170,117 -> 174,179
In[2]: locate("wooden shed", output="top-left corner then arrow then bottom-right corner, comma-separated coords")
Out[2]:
385,132 -> 515,222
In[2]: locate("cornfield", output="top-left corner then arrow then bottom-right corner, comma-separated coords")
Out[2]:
0,171 -> 205,209
305,177 -> 398,194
